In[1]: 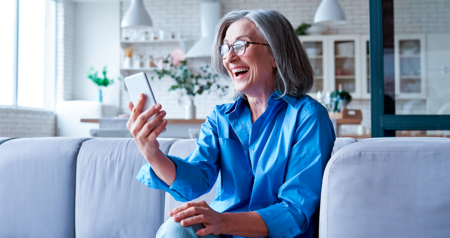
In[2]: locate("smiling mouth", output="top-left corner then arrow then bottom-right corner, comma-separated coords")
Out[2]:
232,68 -> 249,78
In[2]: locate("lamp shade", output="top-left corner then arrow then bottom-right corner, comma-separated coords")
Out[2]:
314,0 -> 346,25
121,0 -> 152,28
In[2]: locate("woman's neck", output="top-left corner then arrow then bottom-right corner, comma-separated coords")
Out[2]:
246,89 -> 275,123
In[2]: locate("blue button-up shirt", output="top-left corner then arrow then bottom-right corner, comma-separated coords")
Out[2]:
137,91 -> 336,238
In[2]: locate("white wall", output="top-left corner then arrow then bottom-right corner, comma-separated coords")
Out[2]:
73,1 -> 121,109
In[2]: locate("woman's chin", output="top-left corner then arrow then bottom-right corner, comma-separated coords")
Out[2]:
233,83 -> 248,94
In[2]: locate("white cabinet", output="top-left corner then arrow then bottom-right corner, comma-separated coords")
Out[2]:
301,34 -> 427,100
394,34 -> 427,99
299,36 -> 329,94
329,35 -> 362,98
300,35 -> 363,98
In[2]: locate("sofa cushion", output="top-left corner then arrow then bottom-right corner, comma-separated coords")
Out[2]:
0,137 -> 89,238
320,137 -> 450,238
75,138 -> 176,238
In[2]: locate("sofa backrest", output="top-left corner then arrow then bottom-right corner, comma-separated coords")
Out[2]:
0,137 -> 89,238
319,137 -> 450,238
163,137 -> 356,221
74,138 -> 176,238
0,136 -> 357,237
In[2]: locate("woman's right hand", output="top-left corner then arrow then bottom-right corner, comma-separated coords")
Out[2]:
126,94 -> 168,162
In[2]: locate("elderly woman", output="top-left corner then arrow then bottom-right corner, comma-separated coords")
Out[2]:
127,9 -> 335,238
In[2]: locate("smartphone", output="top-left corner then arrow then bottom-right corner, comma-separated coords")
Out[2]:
124,72 -> 165,132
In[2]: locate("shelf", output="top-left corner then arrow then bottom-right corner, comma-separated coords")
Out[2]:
307,55 -> 323,59
315,76 -> 323,79
120,39 -> 187,49
400,75 -> 421,79
335,75 -> 355,79
121,39 -> 183,43
400,54 -> 420,58
121,67 -> 157,71
335,55 -> 355,59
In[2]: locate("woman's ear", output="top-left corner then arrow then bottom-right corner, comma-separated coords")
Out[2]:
272,58 -> 277,68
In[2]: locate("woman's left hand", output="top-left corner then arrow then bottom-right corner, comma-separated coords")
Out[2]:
169,201 -> 228,236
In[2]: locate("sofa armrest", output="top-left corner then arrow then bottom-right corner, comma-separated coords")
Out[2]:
320,138 -> 450,238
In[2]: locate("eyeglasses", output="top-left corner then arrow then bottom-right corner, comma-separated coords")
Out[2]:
219,40 -> 269,59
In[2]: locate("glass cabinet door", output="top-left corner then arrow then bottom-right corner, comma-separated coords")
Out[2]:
395,34 -> 426,99
334,40 -> 356,92
329,35 -> 361,98
301,38 -> 326,94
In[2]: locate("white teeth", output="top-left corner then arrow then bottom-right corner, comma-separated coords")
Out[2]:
231,68 -> 249,73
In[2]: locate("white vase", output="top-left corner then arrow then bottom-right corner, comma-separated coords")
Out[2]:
185,97 -> 196,119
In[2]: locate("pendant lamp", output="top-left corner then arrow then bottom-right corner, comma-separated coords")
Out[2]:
121,0 -> 152,28
314,0 -> 346,25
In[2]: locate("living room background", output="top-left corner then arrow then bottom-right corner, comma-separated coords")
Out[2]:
0,0 -> 449,137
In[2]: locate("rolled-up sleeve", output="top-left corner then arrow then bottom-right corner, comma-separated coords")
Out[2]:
255,103 -> 336,237
136,107 -> 221,202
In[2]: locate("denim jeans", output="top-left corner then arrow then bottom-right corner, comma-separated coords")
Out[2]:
156,218 -> 222,238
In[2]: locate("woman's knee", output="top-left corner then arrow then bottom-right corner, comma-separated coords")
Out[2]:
157,218 -> 200,238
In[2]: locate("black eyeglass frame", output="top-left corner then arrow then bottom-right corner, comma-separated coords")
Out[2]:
219,40 -> 270,59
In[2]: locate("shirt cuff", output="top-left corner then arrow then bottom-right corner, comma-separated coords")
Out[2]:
135,155 -> 209,202
255,203 -> 303,238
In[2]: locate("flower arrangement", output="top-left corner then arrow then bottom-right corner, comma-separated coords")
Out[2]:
151,56 -> 228,97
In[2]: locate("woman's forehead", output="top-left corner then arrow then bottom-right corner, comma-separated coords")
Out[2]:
223,20 -> 259,43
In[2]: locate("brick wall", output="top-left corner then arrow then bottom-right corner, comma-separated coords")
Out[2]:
56,0 -> 76,103
0,108 -> 56,137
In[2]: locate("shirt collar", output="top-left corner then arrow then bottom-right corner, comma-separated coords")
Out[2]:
272,90 -> 297,106
225,90 -> 297,115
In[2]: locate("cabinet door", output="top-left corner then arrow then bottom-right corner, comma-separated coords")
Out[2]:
394,34 -> 427,99
360,35 -> 371,99
299,36 -> 329,97
328,35 -> 362,98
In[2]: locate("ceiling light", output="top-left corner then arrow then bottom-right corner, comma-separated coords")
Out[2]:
121,0 -> 152,29
314,0 -> 346,25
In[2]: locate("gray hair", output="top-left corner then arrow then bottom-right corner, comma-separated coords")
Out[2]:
212,10 -> 314,101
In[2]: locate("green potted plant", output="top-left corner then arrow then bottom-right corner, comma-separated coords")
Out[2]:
152,56 -> 228,119
330,84 -> 352,112
86,66 -> 121,102
295,23 -> 312,36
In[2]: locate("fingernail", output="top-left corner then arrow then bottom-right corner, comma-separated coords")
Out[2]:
168,211 -> 173,216
140,94 -> 144,99
174,215 -> 179,220
154,103 -> 160,109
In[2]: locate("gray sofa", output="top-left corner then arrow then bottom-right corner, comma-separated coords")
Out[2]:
0,136 -> 449,238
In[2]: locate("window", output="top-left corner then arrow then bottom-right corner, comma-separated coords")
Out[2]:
370,0 -> 450,137
0,0 -> 55,109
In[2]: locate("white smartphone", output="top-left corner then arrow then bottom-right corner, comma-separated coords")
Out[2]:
124,72 -> 165,132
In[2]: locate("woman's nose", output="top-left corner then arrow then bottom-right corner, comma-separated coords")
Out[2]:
224,48 -> 238,62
